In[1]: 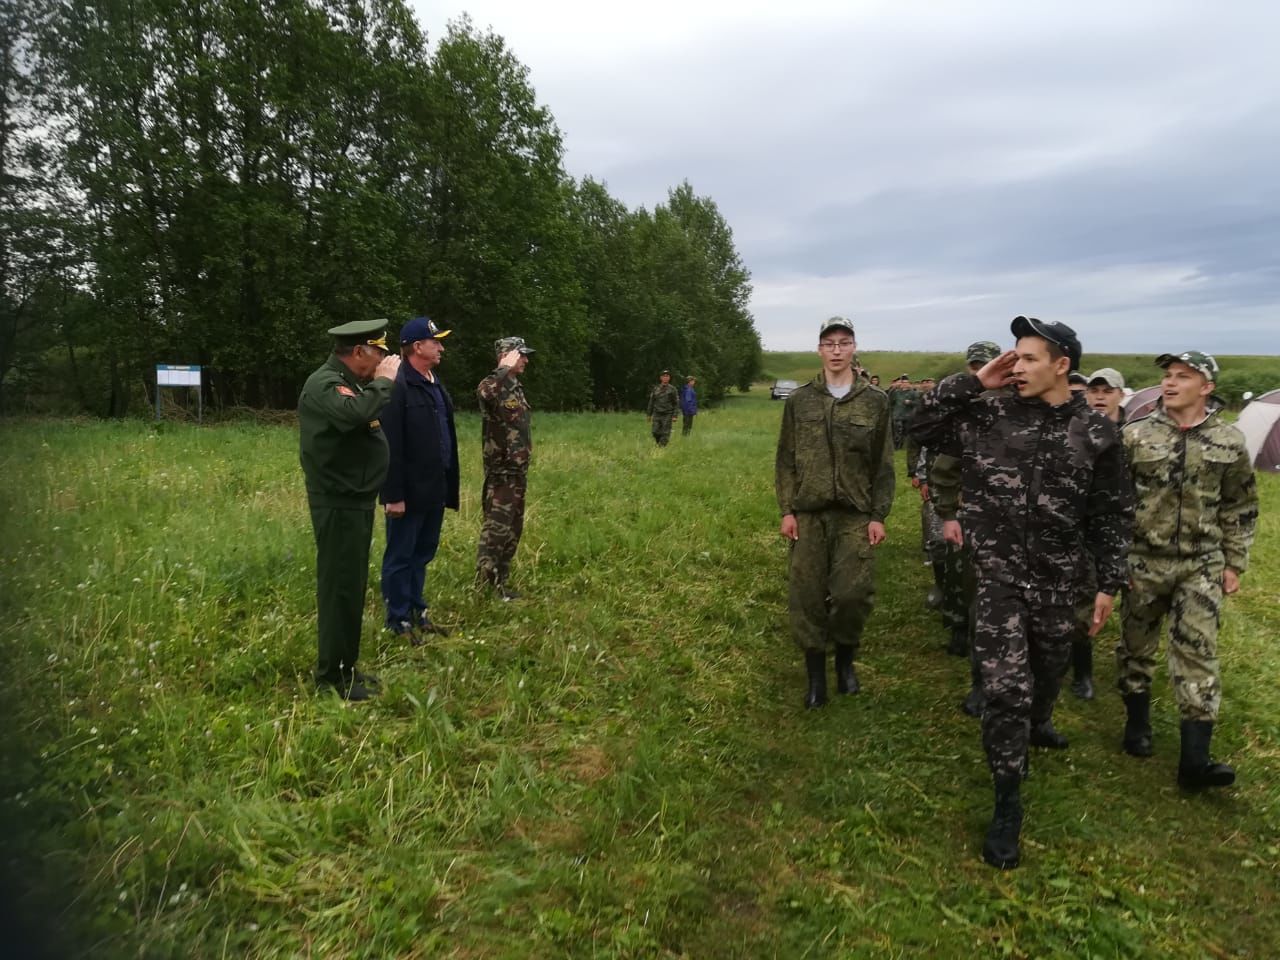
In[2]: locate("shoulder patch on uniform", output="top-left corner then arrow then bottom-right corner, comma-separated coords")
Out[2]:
337,385 -> 357,398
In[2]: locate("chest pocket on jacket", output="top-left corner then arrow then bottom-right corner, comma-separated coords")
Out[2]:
1128,441 -> 1177,486
834,410 -> 876,451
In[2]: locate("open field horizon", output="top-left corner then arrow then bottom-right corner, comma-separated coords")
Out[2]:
1,394 -> 1276,957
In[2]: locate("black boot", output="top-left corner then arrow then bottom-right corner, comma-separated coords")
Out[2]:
961,684 -> 985,717
946,626 -> 968,657
982,775 -> 1023,869
834,644 -> 859,695
804,651 -> 828,710
1069,639 -> 1094,700
1122,691 -> 1154,757
1029,719 -> 1069,749
1177,720 -> 1235,789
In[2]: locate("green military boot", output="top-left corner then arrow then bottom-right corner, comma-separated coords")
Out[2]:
834,644 -> 860,695
804,651 -> 828,710
1177,720 -> 1235,790
1122,691 -> 1154,757
982,775 -> 1023,869
1069,638 -> 1094,700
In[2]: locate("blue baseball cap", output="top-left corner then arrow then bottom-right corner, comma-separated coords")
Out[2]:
399,316 -> 451,345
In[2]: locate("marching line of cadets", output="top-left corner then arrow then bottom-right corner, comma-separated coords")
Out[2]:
298,313 -> 1259,872
778,316 -> 1258,870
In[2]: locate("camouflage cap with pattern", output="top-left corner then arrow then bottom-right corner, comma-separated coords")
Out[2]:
966,341 -> 1001,365
1156,350 -> 1218,382
495,336 -> 535,357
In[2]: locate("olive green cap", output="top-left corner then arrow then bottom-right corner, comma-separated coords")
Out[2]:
1156,350 -> 1218,382
328,318 -> 389,350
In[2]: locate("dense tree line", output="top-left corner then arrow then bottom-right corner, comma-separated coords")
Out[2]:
0,0 -> 760,415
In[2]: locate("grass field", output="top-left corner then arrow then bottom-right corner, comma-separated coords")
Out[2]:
1,395 -> 1277,958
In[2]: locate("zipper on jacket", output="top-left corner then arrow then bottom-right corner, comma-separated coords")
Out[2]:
1173,433 -> 1186,556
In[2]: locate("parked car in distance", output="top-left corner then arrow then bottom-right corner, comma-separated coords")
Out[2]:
771,379 -> 799,400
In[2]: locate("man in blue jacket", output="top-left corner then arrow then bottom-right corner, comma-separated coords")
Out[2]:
379,316 -> 460,643
680,376 -> 699,437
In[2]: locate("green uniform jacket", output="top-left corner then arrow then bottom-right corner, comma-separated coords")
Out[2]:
298,355 -> 394,508
647,383 -> 680,418
478,366 -> 532,477
775,375 -> 895,521
1123,400 -> 1258,572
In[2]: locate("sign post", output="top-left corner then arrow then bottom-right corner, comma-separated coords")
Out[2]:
155,365 -> 203,422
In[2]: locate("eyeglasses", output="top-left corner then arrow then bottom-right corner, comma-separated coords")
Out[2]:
819,340 -> 855,351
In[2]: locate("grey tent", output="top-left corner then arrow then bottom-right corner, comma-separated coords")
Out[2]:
1237,388 -> 1280,473
1123,385 -> 1162,423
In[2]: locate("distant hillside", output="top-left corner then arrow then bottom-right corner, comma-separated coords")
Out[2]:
759,351 -> 1280,406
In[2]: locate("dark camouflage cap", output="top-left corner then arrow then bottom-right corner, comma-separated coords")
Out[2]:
966,341 -> 1001,365
494,336 -> 535,357
1011,315 -> 1081,371
1156,350 -> 1217,382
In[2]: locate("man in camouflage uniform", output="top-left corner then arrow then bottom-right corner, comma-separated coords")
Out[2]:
1118,351 -> 1257,789
298,318 -> 401,701
1067,368 -> 1128,699
647,370 -> 680,446
775,317 -> 895,709
911,316 -> 1133,870
889,376 -> 917,449
476,337 -> 535,601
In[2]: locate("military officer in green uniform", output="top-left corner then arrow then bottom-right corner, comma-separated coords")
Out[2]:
298,318 -> 401,701
776,316 -> 895,708
476,337 -> 535,600
646,370 -> 680,446
1118,351 -> 1258,788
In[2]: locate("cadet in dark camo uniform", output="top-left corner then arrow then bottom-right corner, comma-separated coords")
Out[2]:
646,370 -> 680,446
910,316 -> 1133,870
476,337 -> 535,601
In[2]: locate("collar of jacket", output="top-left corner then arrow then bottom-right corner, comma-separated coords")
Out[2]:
1149,394 -> 1224,430
325,353 -> 361,388
1011,388 -> 1088,420
813,372 -> 865,399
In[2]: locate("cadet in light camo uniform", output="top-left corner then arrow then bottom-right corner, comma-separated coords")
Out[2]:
1118,351 -> 1257,790
910,316 -> 1133,870
776,317 -> 895,709
646,370 -> 680,446
476,337 -> 535,601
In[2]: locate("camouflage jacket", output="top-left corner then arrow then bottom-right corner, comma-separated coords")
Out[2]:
909,373 -> 1134,599
647,383 -> 680,418
894,389 -> 922,421
1123,399 -> 1258,572
477,365 -> 531,476
775,375 -> 895,521
298,354 -> 393,508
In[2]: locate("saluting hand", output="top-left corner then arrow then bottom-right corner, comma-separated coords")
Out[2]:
499,349 -> 522,369
976,350 -> 1018,390
375,353 -> 401,381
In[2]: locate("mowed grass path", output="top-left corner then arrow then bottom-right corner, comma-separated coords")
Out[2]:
1,393 -> 1277,958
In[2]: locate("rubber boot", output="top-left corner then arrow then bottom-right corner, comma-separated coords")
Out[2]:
1177,720 -> 1235,789
961,685 -> 986,717
982,775 -> 1023,869
946,626 -> 968,657
1069,638 -> 1094,700
804,651 -> 828,710
1029,719 -> 1069,749
834,644 -> 859,695
1122,691 -> 1154,757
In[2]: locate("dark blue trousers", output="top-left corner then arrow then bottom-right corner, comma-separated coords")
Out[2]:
380,502 -> 446,627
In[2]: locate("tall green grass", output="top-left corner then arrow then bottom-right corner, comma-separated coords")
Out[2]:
1,398 -> 1277,958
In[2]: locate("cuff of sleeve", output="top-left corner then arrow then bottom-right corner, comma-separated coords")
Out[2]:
1224,554 -> 1248,575
934,506 -> 958,521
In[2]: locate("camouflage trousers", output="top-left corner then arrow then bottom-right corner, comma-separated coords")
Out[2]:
1118,552 -> 1224,721
651,416 -> 674,446
788,509 -> 876,654
973,579 -> 1074,779
476,472 -> 527,586
922,499 -> 968,632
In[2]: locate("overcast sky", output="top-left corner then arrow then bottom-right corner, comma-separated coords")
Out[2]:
412,1 -> 1279,354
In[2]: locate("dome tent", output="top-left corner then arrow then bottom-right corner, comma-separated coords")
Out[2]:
1237,388 -> 1280,473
